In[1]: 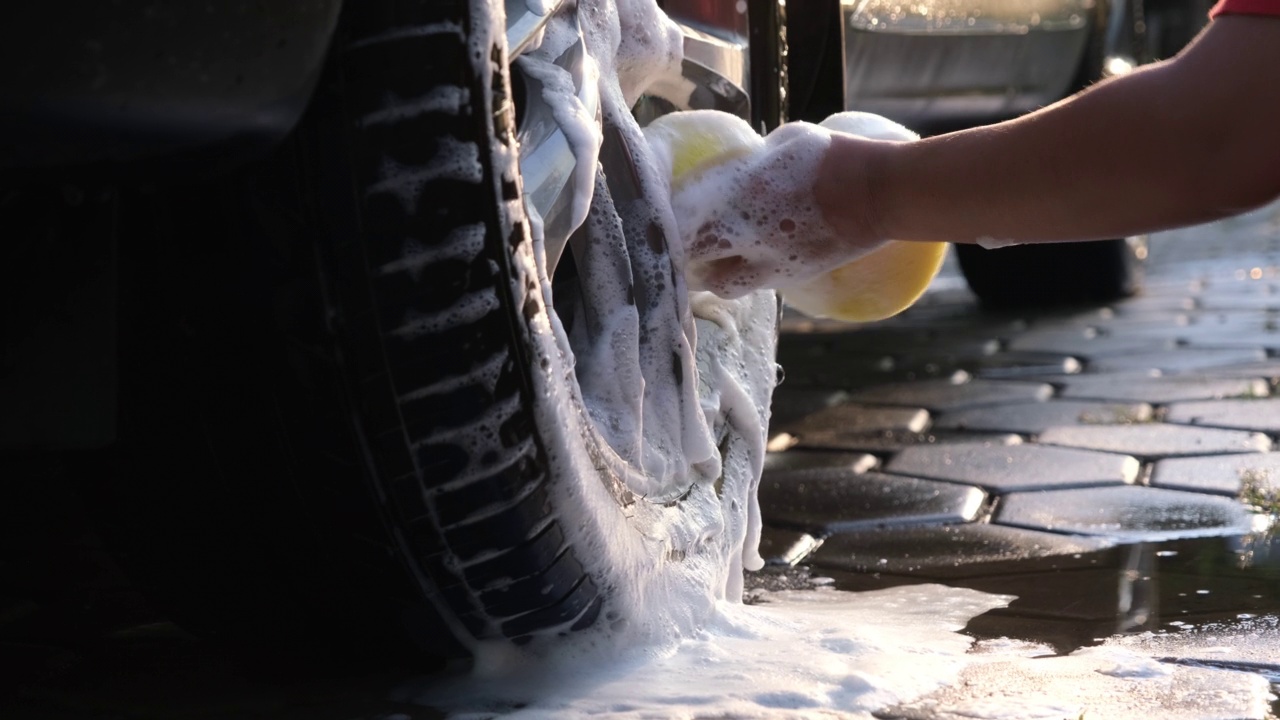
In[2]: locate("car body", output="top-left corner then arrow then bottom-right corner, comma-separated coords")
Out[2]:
0,0 -> 1206,660
840,0 -> 1104,130
790,0 -> 1208,131
1,0 -> 785,661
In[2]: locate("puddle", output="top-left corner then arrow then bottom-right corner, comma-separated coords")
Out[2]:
820,532 -> 1280,716
392,534 -> 1280,718
396,583 -> 1017,719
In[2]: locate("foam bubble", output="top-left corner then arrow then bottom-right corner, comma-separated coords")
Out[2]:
658,120 -> 867,298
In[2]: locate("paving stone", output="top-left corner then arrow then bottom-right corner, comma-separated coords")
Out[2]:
809,523 -> 1113,578
995,485 -> 1259,541
1174,361 -> 1280,380
763,449 -> 878,475
758,470 -> 986,534
1110,294 -> 1199,313
1053,373 -> 1270,403
1164,397 -> 1280,432
970,352 -> 1082,379
1177,327 -> 1280,350
884,443 -> 1140,493
1197,293 -> 1280,312
1087,347 -> 1267,374
932,399 -> 1153,434
1091,312 -> 1194,334
765,431 -> 800,452
845,378 -> 1053,412
782,402 -> 930,435
774,353 -> 901,388
1006,329 -> 1173,359
1037,423 -> 1271,458
756,527 -> 820,566
782,354 -> 992,390
871,355 -> 996,384
793,428 -> 1023,454
820,328 -> 1001,357
1098,316 -> 1266,343
768,387 -> 848,429
1151,452 -> 1280,496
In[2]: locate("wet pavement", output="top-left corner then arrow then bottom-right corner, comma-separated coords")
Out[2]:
7,204 -> 1280,717
756,201 -> 1280,716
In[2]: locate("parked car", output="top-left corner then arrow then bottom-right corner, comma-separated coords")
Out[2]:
2,0 -> 791,669
2,0 -> 1211,670
786,0 -> 1211,306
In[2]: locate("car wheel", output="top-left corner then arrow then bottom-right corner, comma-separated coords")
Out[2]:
100,0 -> 777,668
1144,0 -> 1214,60
955,0 -> 1144,309
955,238 -> 1144,308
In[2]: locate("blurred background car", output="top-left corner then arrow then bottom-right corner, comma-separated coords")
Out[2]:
783,0 -> 1213,306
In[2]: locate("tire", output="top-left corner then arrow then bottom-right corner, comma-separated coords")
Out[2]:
97,0 -> 774,667
955,239 -> 1143,308
955,1 -> 1143,308
1144,0 -> 1213,60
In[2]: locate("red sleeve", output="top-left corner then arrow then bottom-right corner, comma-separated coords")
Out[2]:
1211,0 -> 1280,17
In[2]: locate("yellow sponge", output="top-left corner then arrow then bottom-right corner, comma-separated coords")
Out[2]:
647,110 -> 945,322
644,110 -> 764,191
782,112 -> 946,323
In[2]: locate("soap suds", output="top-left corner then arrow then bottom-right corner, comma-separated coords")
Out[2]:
660,120 -> 854,298
483,0 -> 779,656
399,584 -> 1016,718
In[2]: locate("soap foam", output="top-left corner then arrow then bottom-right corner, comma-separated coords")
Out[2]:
662,121 -> 854,298
398,584 -> 1016,718
656,112 -> 926,301
488,0 -> 779,657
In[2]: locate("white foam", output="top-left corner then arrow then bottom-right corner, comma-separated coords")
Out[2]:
397,584 -> 1016,718
367,138 -> 483,215
657,111 -> 923,300
482,0 -> 777,655
664,121 -> 852,298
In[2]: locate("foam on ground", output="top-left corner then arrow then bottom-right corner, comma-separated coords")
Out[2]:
398,584 -> 1015,718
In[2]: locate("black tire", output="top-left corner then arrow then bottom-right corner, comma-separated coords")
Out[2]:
955,1 -> 1143,308
955,239 -> 1143,308
98,0 -> 768,667
1145,0 -> 1213,60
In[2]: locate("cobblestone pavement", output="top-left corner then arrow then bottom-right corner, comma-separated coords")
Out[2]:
754,202 -> 1280,717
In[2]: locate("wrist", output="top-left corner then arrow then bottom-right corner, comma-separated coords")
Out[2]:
815,134 -> 893,252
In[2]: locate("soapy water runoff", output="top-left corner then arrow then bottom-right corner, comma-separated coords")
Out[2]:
412,1 -> 1280,717
402,534 -> 1280,718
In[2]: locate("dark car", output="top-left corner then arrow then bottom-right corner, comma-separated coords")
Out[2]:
2,0 -> 793,669
1,0 -> 1210,671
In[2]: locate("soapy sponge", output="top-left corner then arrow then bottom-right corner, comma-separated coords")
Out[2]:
646,110 -> 947,322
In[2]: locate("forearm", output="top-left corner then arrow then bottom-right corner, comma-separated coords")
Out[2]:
827,16 -> 1280,245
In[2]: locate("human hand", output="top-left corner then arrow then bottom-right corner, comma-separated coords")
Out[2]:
648,110 -> 942,319
669,120 -> 889,299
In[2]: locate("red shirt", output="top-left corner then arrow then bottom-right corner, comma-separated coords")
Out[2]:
1211,0 -> 1280,17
